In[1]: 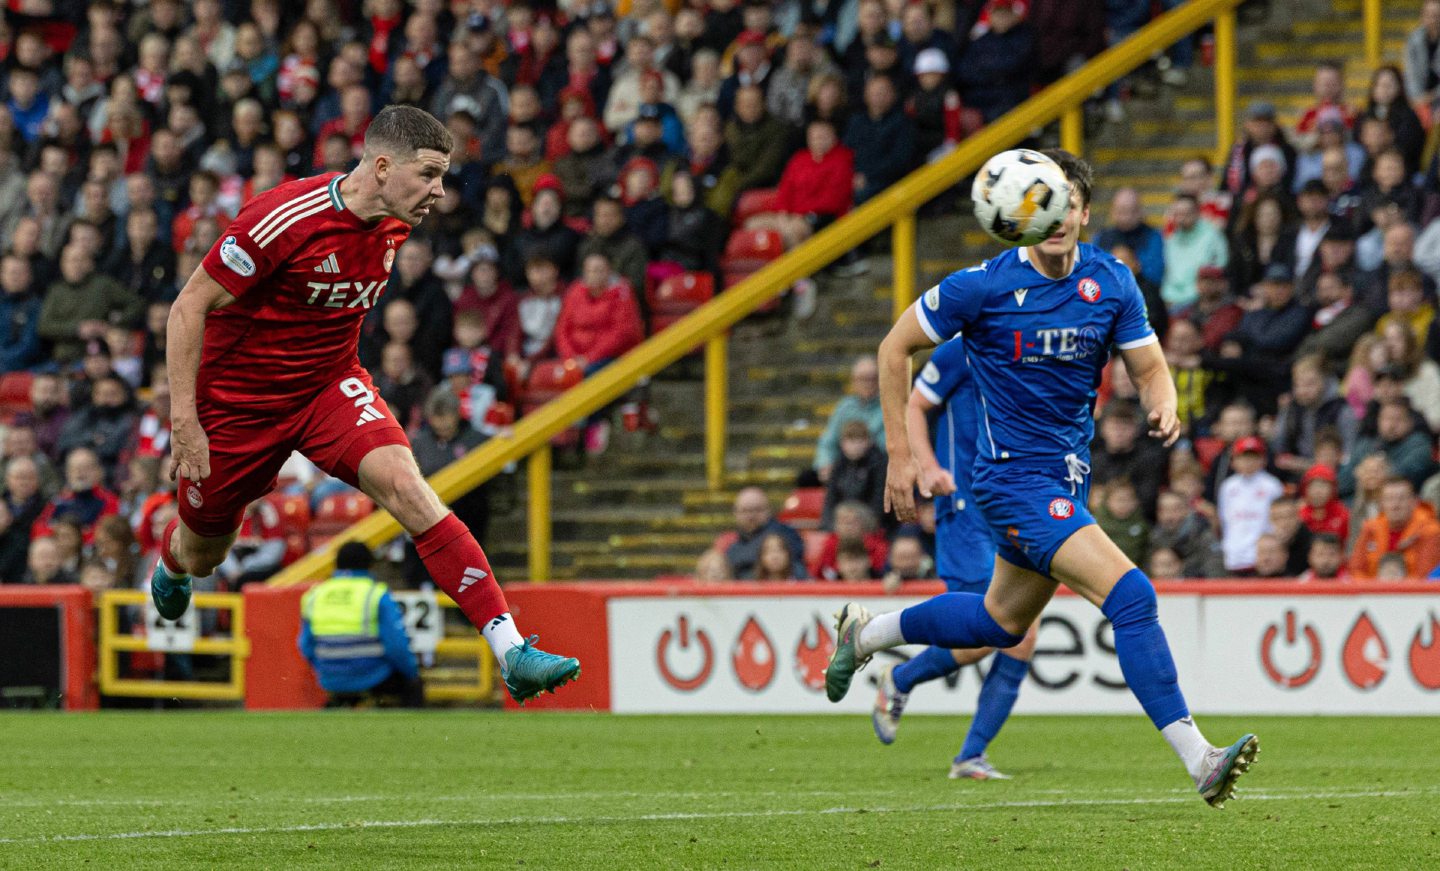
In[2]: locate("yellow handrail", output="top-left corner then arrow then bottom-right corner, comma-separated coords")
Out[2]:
271,0 -> 1246,586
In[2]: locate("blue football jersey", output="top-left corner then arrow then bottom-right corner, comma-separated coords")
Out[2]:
913,243 -> 1156,462
914,337 -> 979,523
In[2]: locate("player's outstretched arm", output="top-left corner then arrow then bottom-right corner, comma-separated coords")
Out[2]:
905,388 -> 956,500
167,267 -> 237,482
878,306 -> 938,522
1120,340 -> 1180,447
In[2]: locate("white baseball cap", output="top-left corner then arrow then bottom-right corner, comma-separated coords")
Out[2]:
914,47 -> 950,76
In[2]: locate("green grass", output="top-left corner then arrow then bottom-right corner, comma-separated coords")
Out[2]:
2,713 -> 1439,869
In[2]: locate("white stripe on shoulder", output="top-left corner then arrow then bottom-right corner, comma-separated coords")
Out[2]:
1116,334 -> 1160,350
248,187 -> 329,242
255,199 -> 333,248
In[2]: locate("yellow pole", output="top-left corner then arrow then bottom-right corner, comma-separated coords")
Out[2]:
526,445 -> 551,582
1214,7 -> 1236,167
1060,106 -> 1083,157
1364,0 -> 1381,70
891,212 -> 916,324
705,334 -> 727,491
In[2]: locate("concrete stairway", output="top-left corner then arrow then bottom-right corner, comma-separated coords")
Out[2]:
480,0 -> 1407,581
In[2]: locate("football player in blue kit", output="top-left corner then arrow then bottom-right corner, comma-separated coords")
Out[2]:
870,336 -> 1038,781
826,150 -> 1258,808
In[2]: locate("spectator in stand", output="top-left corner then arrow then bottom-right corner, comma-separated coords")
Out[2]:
410,387 -> 491,553
907,48 -> 967,163
1224,262 -> 1311,414
724,84 -> 792,198
1341,398 -> 1437,495
1358,149 -> 1422,229
1350,476 -> 1440,578
15,374 -> 69,461
553,117 -> 618,223
1292,119 -> 1366,194
512,179 -> 582,281
0,254 -> 42,372
516,255 -> 565,369
838,540 -> 878,581
1298,271 -> 1373,373
1181,266 -> 1244,353
1090,400 -> 1166,517
1221,101 -> 1298,205
657,170 -> 725,278
105,208 -> 178,304
815,500 -> 889,580
1288,181 -> 1333,290
768,29 -> 837,128
1380,322 -> 1440,433
430,40 -> 508,161
1109,243 -> 1168,341
1299,534 -> 1348,582
605,36 -> 680,135
1165,318 -> 1227,436
1267,496 -> 1314,576
454,254 -> 523,362
1252,533 -> 1290,578
494,124 -> 553,210
1151,490 -> 1224,578
810,356 -> 883,486
1358,222 -> 1430,313
555,251 -> 644,455
695,547 -> 733,583
373,342 -> 432,433
881,534 -> 932,588
678,50 -> 723,124
37,243 -> 143,367
754,532 -> 807,581
1096,188 -> 1165,290
1361,197 -> 1411,274
844,75 -> 913,205
211,499 -> 286,588
56,376 -> 136,472
21,536 -> 76,586
1271,355 -> 1359,475
1218,436 -> 1284,574
1174,156 -> 1232,232
1406,0 -> 1440,106
1095,478 -> 1150,567
1294,61 -> 1356,153
32,447 -> 119,544
821,420 -> 887,530
617,156 -> 668,254
1162,193 -> 1228,309
577,196 -> 649,298
957,0 -> 1034,123
441,319 -> 510,434
1375,267 -> 1434,349
1299,463 -> 1350,547
369,238 -> 453,381
721,486 -> 805,580
746,117 -> 853,249
1148,547 -> 1184,580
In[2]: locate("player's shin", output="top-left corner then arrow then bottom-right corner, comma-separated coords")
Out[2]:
871,593 -> 1023,655
1101,568 -> 1211,779
891,645 -> 962,693
412,513 -> 523,667
957,652 -> 1028,761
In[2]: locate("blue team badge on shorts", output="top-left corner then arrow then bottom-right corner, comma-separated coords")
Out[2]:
1077,277 -> 1101,303
1048,498 -> 1074,519
219,235 -> 255,277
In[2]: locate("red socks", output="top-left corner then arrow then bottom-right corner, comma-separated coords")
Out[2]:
160,517 -> 187,576
413,513 -> 509,629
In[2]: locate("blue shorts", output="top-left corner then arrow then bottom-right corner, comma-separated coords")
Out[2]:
971,457 -> 1095,576
936,500 -> 996,594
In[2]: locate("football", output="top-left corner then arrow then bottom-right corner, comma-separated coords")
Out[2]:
971,149 -> 1073,247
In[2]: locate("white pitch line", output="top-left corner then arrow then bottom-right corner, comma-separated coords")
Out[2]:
1,787 -> 1434,846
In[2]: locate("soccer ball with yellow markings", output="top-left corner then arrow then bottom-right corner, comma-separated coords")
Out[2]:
971,149 -> 1072,247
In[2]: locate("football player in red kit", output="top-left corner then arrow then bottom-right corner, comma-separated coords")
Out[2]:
154,106 -> 579,702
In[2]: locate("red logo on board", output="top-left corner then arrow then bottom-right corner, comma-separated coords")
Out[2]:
731,615 -> 777,692
1342,612 -> 1389,691
794,615 -> 834,692
1410,613 -> 1440,690
1078,278 -> 1101,302
1048,498 -> 1074,520
656,615 -> 713,692
1259,610 -> 1322,689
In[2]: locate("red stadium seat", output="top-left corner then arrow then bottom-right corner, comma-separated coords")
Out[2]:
520,359 -> 585,448
732,188 -> 780,226
309,493 -> 374,547
1193,436 -> 1226,473
802,529 -> 831,577
0,371 -> 33,418
264,493 -> 312,565
647,271 -> 715,334
722,228 -> 784,289
777,488 -> 826,530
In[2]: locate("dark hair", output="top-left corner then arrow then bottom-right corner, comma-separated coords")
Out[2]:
836,540 -> 869,561
1040,148 -> 1093,207
335,541 -> 375,572
364,105 -> 454,160
1312,533 -> 1341,548
1381,474 -> 1416,493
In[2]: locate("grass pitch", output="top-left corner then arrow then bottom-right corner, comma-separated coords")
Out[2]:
2,712 -> 1438,869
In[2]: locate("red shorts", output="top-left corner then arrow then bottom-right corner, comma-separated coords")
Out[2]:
179,367 -> 409,538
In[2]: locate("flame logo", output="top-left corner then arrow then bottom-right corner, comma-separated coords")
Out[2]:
794,614 -> 835,692
656,615 -> 713,692
1342,612 -> 1389,691
1408,613 -> 1440,691
1259,609 -> 1322,688
731,615 -> 777,692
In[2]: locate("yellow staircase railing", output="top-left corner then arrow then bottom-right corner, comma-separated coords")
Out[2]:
271,0 -> 1384,586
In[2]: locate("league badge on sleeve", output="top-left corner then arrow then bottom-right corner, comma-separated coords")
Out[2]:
921,362 -> 940,384
219,235 -> 256,277
1077,278 -> 1101,303
924,286 -> 940,310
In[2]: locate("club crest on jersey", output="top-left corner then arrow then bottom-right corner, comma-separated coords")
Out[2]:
383,249 -> 396,273
1077,277 -> 1101,303
1048,498 -> 1074,520
219,236 -> 255,277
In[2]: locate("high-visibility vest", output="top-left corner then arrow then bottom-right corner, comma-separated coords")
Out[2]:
301,573 -> 388,661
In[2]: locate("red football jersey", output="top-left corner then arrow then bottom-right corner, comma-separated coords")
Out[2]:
198,172 -> 411,411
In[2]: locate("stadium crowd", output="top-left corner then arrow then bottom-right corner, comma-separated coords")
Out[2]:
699,0 -> 1440,584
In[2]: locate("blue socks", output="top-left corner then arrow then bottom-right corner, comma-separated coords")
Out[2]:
899,592 -> 1024,650
892,645 -> 960,694
1101,568 -> 1190,729
958,652 -> 1028,761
